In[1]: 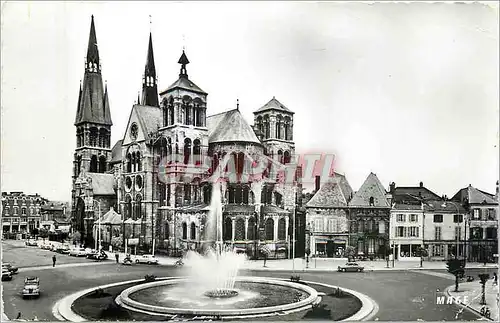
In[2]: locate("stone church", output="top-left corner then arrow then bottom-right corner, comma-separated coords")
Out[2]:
71,16 -> 301,257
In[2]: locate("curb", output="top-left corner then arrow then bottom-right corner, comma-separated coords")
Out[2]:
445,285 -> 494,321
54,276 -> 376,322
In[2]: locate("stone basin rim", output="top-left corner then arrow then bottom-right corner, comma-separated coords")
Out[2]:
118,276 -> 319,316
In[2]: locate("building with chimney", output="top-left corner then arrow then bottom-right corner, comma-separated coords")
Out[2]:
1,192 -> 47,236
70,16 -> 302,257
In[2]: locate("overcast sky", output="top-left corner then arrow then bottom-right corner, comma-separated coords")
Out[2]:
1,1 -> 498,202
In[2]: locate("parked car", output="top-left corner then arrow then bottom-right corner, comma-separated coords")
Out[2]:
69,247 -> 87,257
22,276 -> 40,298
135,254 -> 159,265
55,244 -> 70,254
2,269 -> 13,281
25,239 -> 38,247
87,250 -> 108,261
338,262 -> 364,272
3,263 -> 18,274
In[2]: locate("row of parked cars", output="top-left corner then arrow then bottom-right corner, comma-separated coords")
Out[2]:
26,239 -> 108,260
2,262 -> 18,281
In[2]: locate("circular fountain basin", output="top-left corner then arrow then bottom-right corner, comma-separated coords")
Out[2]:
117,276 -> 319,318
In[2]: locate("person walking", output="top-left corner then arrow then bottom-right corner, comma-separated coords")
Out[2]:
52,254 -> 56,267
115,253 -> 119,264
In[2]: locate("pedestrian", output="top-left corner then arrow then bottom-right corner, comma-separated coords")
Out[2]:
16,312 -> 21,320
52,254 -> 56,267
115,252 -> 119,264
493,272 -> 497,286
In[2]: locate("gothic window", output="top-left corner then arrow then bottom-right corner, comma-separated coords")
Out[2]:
182,222 -> 187,239
167,138 -> 173,155
203,185 -> 212,204
234,186 -> 242,204
136,175 -> 143,190
184,138 -> 191,165
278,150 -> 283,164
169,106 -> 174,126
265,218 -> 274,240
190,222 -> 196,240
99,156 -> 107,173
136,152 -> 142,171
284,151 -> 291,164
369,197 -> 374,206
274,192 -> 283,206
126,154 -> 132,172
99,128 -> 107,147
228,187 -> 235,203
184,184 -> 191,204
243,187 -> 249,204
90,155 -> 98,172
158,183 -> 166,207
76,155 -> 82,176
164,222 -> 170,239
89,127 -> 98,146
284,118 -> 290,140
131,152 -> 137,172
247,217 -> 256,240
235,218 -> 245,240
224,217 -> 232,241
125,195 -> 132,219
278,218 -> 286,240
135,195 -> 142,221
193,139 -> 201,165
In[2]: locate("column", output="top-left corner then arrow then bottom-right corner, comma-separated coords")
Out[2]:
232,218 -> 236,242
244,217 -> 249,240
273,215 -> 278,242
285,216 -> 289,242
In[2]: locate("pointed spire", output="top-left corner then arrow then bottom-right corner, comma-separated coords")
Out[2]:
178,50 -> 190,78
86,15 -> 100,73
236,99 -> 239,110
141,30 -> 159,107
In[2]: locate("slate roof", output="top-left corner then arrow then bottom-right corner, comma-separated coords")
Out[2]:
224,205 -> 255,213
349,173 -> 390,208
74,73 -> 113,126
206,109 -> 261,144
87,173 -> 115,195
161,77 -> 206,95
96,207 -> 122,225
177,204 -> 210,212
262,205 -> 290,214
134,104 -> 162,136
110,140 -> 123,164
392,186 -> 441,202
254,97 -> 294,114
306,174 -> 353,208
451,185 -> 497,204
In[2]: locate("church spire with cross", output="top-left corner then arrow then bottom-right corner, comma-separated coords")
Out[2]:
86,15 -> 100,73
178,50 -> 190,78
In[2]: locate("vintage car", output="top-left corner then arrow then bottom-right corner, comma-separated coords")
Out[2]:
69,247 -> 87,257
135,254 -> 159,265
3,262 -> 19,274
337,262 -> 364,272
55,244 -> 71,254
22,276 -> 40,298
25,239 -> 38,247
87,250 -> 108,261
2,268 -> 13,281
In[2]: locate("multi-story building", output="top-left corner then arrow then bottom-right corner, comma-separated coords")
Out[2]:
452,183 -> 498,263
70,16 -> 301,257
305,174 -> 353,257
1,192 -> 47,235
348,173 -> 391,259
422,200 -> 467,261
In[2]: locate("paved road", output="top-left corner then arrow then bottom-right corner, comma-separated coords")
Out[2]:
2,240 -> 496,322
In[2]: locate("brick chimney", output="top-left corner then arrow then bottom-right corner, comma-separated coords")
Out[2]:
419,181 -> 424,188
389,182 -> 396,194
315,176 -> 321,192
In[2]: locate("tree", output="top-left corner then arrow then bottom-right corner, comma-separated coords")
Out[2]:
478,274 -> 490,305
70,231 -> 81,245
446,258 -> 465,292
39,228 -> 49,239
345,246 -> 356,261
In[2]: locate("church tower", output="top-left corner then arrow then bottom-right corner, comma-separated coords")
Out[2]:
141,32 -> 159,107
73,15 -> 113,179
253,97 -> 295,164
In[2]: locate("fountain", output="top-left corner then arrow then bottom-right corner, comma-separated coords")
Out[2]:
117,181 -> 321,319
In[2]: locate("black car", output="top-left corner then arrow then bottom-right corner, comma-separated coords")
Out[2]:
2,269 -> 13,281
87,250 -> 108,261
3,262 -> 18,274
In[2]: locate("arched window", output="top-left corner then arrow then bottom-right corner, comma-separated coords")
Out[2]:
224,217 -> 232,241
89,128 -> 98,146
235,186 -> 242,204
283,151 -> 291,164
184,138 -> 191,165
182,222 -> 187,239
184,184 -> 191,205
126,154 -> 132,172
369,196 -> 374,206
99,156 -> 107,173
76,155 -> 82,176
99,128 -> 107,147
277,150 -> 283,164
274,192 -> 283,206
228,187 -> 235,204
90,155 -> 98,172
164,222 -> 170,239
278,218 -> 286,240
135,195 -> 142,221
131,152 -> 136,172
169,103 -> 174,126
136,152 -> 142,171
265,218 -> 274,240
203,185 -> 212,204
235,218 -> 245,240
193,139 -> 201,165
167,138 -> 173,155
243,187 -> 249,204
190,222 -> 196,240
247,217 -> 256,240
158,182 -> 166,207
125,195 -> 132,219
